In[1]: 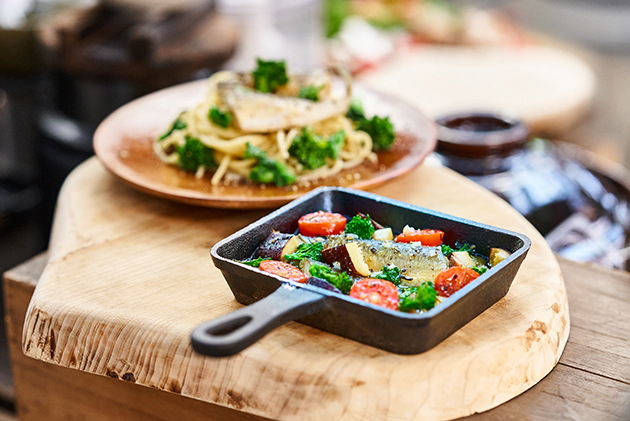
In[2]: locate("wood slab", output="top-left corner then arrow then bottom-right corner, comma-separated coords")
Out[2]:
22,158 -> 569,420
359,45 -> 596,135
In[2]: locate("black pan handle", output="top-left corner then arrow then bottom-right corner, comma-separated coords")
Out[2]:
191,285 -> 327,357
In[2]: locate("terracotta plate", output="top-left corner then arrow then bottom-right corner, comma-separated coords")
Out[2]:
94,79 -> 437,208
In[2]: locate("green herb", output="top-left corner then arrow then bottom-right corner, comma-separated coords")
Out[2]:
252,58 -> 289,93
441,242 -> 473,257
398,282 -> 437,312
298,84 -> 324,101
159,118 -> 186,140
374,265 -> 401,285
284,242 -> 324,262
357,115 -> 395,151
346,99 -> 365,122
345,214 -> 375,239
309,263 -> 354,294
209,106 -> 232,128
177,136 -> 216,172
244,143 -> 296,186
472,266 -> 488,275
324,0 -> 350,38
241,257 -> 271,268
288,128 -> 346,170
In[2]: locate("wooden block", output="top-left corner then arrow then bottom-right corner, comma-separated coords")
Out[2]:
18,158 -> 570,420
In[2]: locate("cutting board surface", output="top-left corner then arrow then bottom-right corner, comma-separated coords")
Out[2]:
23,158 -> 569,421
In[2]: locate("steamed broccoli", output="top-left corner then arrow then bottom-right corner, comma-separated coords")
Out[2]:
345,214 -> 375,239
374,265 -> 401,285
209,106 -> 232,128
346,99 -> 365,122
284,242 -> 324,262
159,118 -> 186,140
441,242 -> 473,257
357,115 -> 395,151
241,257 -> 271,268
398,282 -> 437,312
177,136 -> 216,172
244,143 -> 296,186
298,85 -> 324,101
309,263 -> 354,294
252,59 -> 288,93
288,128 -> 346,170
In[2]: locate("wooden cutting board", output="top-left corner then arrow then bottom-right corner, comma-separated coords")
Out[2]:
22,158 -> 569,421
359,45 -> 596,135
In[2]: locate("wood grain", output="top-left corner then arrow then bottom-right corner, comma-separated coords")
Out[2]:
6,256 -> 628,420
20,158 -> 569,420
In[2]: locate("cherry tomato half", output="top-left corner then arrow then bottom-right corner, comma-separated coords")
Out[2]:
434,267 -> 479,297
350,278 -> 399,311
259,260 -> 308,283
395,229 -> 444,246
298,211 -> 347,237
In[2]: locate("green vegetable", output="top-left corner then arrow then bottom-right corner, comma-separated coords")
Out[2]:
244,143 -> 296,186
357,115 -> 395,151
177,136 -> 216,172
288,128 -> 346,170
398,282 -> 437,312
346,99 -> 365,122
241,257 -> 271,268
324,0 -> 350,38
209,106 -> 232,128
345,214 -> 375,239
441,242 -> 473,257
252,58 -> 289,93
298,85 -> 324,101
374,265 -> 401,285
472,266 -> 488,275
284,242 -> 324,262
159,118 -> 186,140
309,263 -> 354,294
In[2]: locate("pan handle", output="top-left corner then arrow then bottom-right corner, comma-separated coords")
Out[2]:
191,285 -> 327,357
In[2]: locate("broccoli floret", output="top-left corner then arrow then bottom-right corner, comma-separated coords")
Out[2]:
309,263 -> 354,294
357,115 -> 395,151
209,106 -> 232,128
472,266 -> 488,275
298,85 -> 324,101
244,143 -> 296,186
345,214 -> 375,239
288,128 -> 346,170
398,282 -> 437,312
374,265 -> 401,285
177,136 -> 216,172
241,257 -> 271,268
252,58 -> 289,93
159,118 -> 186,140
346,99 -> 365,122
284,242 -> 324,262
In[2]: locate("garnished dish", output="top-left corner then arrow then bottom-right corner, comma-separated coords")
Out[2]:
154,59 -> 396,187
240,211 -> 512,312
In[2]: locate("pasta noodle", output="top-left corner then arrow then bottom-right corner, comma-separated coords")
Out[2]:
155,71 -> 378,186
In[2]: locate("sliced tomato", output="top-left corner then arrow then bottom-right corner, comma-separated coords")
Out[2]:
259,260 -> 308,283
298,211 -> 347,237
434,267 -> 479,297
395,229 -> 444,246
349,278 -> 399,311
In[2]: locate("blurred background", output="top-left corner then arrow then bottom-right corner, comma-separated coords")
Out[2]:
1,0 -> 630,414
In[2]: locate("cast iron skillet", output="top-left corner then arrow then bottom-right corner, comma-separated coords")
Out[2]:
191,187 -> 531,356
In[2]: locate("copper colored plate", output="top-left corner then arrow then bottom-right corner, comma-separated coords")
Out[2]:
94,79 -> 437,208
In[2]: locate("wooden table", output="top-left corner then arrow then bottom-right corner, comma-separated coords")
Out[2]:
4,253 -> 629,420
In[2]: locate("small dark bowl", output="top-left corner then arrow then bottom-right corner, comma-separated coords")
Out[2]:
191,187 -> 530,356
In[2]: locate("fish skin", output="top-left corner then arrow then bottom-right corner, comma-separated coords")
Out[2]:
322,235 -> 449,285
217,70 -> 351,133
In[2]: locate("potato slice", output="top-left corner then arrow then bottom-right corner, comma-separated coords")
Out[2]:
321,242 -> 371,276
372,227 -> 394,241
450,251 -> 476,268
257,232 -> 304,261
489,248 -> 511,267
